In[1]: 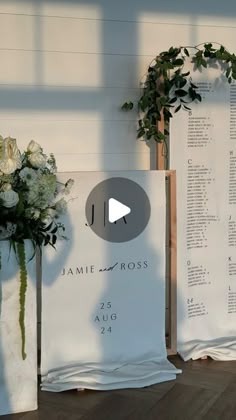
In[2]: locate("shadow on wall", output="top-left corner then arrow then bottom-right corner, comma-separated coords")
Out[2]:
91,221 -> 168,375
41,209 -> 74,288
42,0 -> 236,18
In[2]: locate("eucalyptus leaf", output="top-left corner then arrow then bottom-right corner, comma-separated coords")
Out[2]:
226,67 -> 231,78
175,104 -> 181,113
173,58 -> 184,66
175,89 -> 188,97
137,128 -> 145,138
168,97 -> 177,104
184,48 -> 189,57
196,93 -> 202,102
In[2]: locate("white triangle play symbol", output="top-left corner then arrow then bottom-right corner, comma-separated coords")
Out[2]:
108,198 -> 131,223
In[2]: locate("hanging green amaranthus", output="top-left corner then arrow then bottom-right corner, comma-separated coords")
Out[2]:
17,242 -> 27,360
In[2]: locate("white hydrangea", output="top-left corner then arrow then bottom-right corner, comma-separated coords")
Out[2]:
54,198 -> 67,214
26,174 -> 57,209
26,185 -> 48,209
19,167 -> 38,185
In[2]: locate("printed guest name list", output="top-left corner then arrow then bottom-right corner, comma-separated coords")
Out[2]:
170,63 -> 236,360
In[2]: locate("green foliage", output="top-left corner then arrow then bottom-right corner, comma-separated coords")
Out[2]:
122,43 -> 236,143
121,101 -> 134,110
17,241 -> 27,360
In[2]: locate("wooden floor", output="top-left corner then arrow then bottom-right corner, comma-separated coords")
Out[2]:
3,355 -> 236,420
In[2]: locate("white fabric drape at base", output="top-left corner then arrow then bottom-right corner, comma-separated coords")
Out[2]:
0,241 -> 37,415
41,171 -> 180,391
41,360 -> 177,392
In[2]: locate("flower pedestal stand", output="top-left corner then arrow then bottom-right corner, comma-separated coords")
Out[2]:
0,241 -> 37,416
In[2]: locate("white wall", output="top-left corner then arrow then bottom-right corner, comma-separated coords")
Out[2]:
0,0 -> 236,171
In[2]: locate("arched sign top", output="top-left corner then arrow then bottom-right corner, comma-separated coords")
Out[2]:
122,43 -> 236,145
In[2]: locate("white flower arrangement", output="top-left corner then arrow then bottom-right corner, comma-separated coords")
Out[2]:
0,136 -> 74,359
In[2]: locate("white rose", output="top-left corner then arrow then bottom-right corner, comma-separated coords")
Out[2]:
28,152 -> 47,168
27,140 -> 42,154
0,189 -> 19,208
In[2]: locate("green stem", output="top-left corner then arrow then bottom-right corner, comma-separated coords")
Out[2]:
0,248 -> 2,317
163,138 -> 169,170
17,241 -> 27,360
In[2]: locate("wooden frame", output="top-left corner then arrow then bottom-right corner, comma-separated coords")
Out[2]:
157,123 -> 177,355
164,170 -> 177,355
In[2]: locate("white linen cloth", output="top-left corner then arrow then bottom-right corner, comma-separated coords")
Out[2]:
41,171 -> 180,391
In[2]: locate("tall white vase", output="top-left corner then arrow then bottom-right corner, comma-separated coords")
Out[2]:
0,241 -> 37,416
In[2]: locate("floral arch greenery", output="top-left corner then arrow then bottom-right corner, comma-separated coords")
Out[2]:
122,43 -> 236,149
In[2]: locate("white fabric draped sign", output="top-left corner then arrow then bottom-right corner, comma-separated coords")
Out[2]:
40,170 -> 180,391
170,60 -> 236,360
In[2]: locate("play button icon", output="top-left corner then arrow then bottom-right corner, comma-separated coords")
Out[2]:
85,177 -> 151,243
108,198 -> 131,223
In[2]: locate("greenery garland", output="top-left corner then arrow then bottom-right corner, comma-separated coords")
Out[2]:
122,43 -> 236,146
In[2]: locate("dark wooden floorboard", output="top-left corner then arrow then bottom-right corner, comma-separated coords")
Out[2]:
116,379 -> 175,402
2,355 -> 236,420
203,359 -> 236,374
39,388 -> 107,413
202,382 -> 236,420
173,359 -> 234,392
146,383 -> 220,420
79,394 -> 145,420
